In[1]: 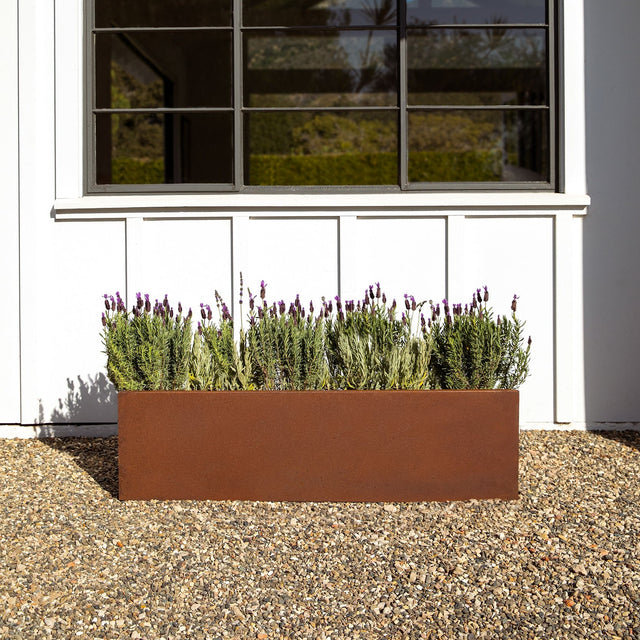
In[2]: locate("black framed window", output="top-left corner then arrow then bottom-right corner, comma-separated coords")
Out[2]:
88,0 -> 554,191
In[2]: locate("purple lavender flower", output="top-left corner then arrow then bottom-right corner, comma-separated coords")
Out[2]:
443,299 -> 449,316
376,283 -> 381,299
101,313 -> 107,327
260,280 -> 266,300
201,307 -> 206,320
483,286 -> 489,303
511,294 -> 518,312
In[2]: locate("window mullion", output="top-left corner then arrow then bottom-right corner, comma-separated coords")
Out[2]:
399,0 -> 408,189
233,0 -> 243,190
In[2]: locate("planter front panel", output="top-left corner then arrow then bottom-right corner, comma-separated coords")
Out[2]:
118,390 -> 519,501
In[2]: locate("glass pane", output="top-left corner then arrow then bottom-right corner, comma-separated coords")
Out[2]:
408,109 -> 548,183
406,0 -> 546,26
244,0 -> 397,27
95,32 -> 232,108
96,113 -> 233,185
244,31 -> 397,107
95,0 -> 231,27
245,111 -> 398,185
408,28 -> 546,105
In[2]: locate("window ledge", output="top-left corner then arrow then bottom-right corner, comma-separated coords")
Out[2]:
54,192 -> 591,220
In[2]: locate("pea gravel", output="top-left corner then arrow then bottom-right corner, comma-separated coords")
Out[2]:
1,431 -> 639,640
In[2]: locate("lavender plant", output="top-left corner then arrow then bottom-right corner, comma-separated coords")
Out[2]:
324,285 -> 432,390
101,292 -> 192,390
429,287 -> 531,390
101,281 -> 531,392
242,282 -> 329,390
190,292 -> 252,390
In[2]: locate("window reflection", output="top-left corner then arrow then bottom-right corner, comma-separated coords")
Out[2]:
95,0 -> 231,27
244,0 -> 397,27
408,110 -> 548,182
245,31 -> 397,107
96,113 -> 233,185
406,0 -> 546,25
245,111 -> 398,185
408,28 -> 546,105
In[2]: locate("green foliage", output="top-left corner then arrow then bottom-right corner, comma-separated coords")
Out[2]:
324,288 -> 432,390
242,288 -> 329,390
189,293 -> 252,390
101,283 -> 531,392
111,158 -> 164,185
250,150 -> 500,185
249,152 -> 398,185
101,293 -> 192,390
429,289 -> 531,390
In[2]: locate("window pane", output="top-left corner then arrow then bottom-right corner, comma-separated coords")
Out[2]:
96,113 -> 233,185
408,109 -> 548,183
95,0 -> 231,27
95,32 -> 232,109
408,28 -> 546,106
244,31 -> 397,107
244,0 -> 397,27
407,0 -> 546,26
245,111 -> 398,185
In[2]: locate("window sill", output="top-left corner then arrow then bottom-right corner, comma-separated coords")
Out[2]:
53,192 -> 591,220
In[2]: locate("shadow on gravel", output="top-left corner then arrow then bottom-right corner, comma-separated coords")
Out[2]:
41,437 -> 119,499
594,430 -> 640,453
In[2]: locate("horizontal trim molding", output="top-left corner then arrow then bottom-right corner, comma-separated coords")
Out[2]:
54,192 -> 590,220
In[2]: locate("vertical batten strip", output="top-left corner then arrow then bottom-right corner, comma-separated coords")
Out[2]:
231,214 -> 250,340
554,212 -> 573,423
446,214 -> 465,305
124,217 -> 144,309
338,215 -> 359,301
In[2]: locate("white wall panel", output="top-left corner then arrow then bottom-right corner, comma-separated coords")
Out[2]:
135,219 -> 233,315
459,217 -> 554,424
0,0 -> 20,422
348,217 -> 446,308
29,221 -> 126,424
244,218 -> 339,310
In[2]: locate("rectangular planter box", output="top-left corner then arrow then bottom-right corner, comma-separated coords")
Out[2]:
118,390 -> 519,501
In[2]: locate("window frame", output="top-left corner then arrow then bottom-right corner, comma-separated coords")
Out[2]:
84,0 -> 556,194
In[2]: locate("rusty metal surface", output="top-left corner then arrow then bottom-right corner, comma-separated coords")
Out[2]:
118,390 -> 519,501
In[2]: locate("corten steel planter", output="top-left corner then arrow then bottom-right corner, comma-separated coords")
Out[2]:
118,390 -> 519,501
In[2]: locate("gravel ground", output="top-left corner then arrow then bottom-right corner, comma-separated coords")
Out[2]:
0,431 -> 639,640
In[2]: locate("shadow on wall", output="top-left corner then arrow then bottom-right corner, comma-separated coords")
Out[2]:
583,0 -> 640,425
38,373 -> 117,428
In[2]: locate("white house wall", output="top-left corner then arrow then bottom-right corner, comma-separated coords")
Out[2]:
0,0 -> 21,424
583,0 -> 640,425
4,0 -> 614,434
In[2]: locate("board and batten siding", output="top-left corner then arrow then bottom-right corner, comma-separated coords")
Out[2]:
12,0 -> 639,435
